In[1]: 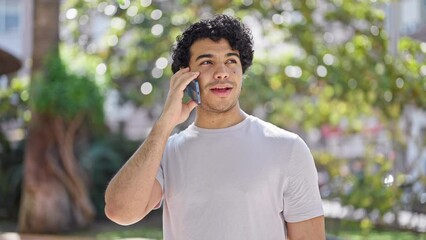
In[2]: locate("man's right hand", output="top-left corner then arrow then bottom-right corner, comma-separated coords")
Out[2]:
159,67 -> 200,129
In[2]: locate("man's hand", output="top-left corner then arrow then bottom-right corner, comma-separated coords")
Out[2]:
159,67 -> 200,129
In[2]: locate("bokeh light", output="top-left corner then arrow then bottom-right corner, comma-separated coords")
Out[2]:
104,5 -> 117,16
140,0 -> 152,7
140,82 -> 153,95
316,65 -> 327,77
151,9 -> 162,20
151,24 -> 163,36
66,8 -> 78,20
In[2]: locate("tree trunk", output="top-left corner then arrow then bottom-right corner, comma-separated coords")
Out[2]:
18,0 -> 94,233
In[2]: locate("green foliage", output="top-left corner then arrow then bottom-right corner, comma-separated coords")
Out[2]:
341,154 -> 401,215
0,77 -> 29,122
79,134 -> 140,218
0,140 -> 24,220
0,77 -> 29,220
31,51 -> 104,126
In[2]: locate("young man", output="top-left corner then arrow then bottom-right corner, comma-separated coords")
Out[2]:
105,14 -> 325,239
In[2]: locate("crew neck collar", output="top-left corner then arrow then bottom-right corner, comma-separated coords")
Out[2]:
189,115 -> 254,134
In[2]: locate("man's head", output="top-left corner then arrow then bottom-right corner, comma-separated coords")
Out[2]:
171,14 -> 254,74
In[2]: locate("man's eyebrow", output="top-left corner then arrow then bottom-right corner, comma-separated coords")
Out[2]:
195,52 -> 240,61
226,52 -> 240,58
195,54 -> 213,61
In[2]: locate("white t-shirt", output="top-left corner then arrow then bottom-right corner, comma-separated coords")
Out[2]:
156,115 -> 323,240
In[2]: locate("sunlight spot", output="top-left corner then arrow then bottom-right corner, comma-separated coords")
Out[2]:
140,82 -> 153,95
151,68 -> 163,78
104,5 -> 117,16
284,65 -> 302,78
97,2 -> 107,12
141,0 -> 152,7
383,174 -> 394,187
66,8 -> 78,20
272,14 -> 284,25
151,24 -> 163,36
155,57 -> 168,69
316,65 -> 327,77
420,65 -> 426,76
132,14 -> 145,24
151,9 -> 162,20
111,17 -> 126,30
370,25 -> 379,36
118,0 -> 130,9
96,63 -> 107,75
282,12 -> 292,25
242,0 -> 253,6
421,42 -> 426,53
223,8 -> 235,17
107,35 -> 118,46
171,15 -> 188,26
127,6 -> 138,17
383,91 -> 392,102
323,53 -> 334,66
395,77 -> 404,89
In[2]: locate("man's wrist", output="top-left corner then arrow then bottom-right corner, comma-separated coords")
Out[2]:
153,117 -> 176,137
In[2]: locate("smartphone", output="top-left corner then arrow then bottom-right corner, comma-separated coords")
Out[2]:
185,79 -> 201,105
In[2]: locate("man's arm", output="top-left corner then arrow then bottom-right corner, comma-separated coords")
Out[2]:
104,68 -> 200,225
286,215 -> 325,240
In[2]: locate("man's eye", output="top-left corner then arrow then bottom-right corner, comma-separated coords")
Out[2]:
226,59 -> 237,64
201,61 -> 212,65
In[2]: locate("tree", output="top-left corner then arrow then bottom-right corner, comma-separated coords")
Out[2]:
18,0 -> 103,233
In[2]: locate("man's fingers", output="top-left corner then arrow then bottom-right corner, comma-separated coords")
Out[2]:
183,100 -> 198,114
170,69 -> 200,91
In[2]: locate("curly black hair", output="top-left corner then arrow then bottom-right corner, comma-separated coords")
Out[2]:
171,14 -> 254,74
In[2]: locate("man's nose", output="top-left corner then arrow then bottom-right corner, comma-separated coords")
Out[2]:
213,64 -> 230,80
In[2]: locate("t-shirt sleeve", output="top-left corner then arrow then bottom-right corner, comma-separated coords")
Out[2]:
282,136 -> 324,222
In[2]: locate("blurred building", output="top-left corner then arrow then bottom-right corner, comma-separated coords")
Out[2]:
0,0 -> 32,76
385,0 -> 426,54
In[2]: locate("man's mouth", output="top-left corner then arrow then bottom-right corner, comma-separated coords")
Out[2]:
210,86 -> 233,96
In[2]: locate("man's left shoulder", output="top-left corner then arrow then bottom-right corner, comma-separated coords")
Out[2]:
249,116 -> 299,140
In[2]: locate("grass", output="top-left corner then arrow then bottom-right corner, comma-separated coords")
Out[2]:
326,218 -> 426,240
95,227 -> 163,240
92,226 -> 426,240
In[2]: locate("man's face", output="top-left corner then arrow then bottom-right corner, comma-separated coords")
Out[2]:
188,38 -> 243,114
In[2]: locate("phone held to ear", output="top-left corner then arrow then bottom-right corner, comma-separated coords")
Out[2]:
185,79 -> 201,105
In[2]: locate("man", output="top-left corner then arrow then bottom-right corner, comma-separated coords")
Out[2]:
105,14 -> 325,240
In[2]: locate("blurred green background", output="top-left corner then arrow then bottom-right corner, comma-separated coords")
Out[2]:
0,0 -> 426,239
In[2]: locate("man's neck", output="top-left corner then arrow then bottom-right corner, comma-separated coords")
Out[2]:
194,106 -> 247,129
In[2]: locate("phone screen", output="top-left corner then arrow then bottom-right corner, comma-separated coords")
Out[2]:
184,80 -> 201,105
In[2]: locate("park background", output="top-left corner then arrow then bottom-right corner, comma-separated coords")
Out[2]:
1,0 -> 426,239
